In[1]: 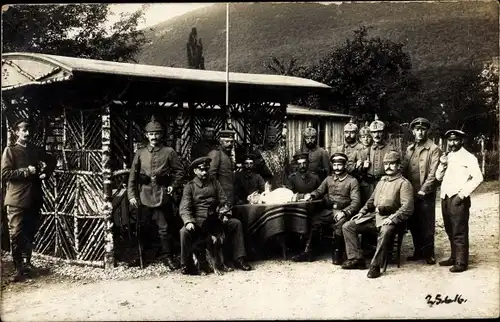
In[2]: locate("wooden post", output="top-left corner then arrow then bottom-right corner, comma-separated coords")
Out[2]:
101,105 -> 115,269
480,137 -> 486,175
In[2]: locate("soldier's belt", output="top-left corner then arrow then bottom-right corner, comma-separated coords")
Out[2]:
138,174 -> 172,186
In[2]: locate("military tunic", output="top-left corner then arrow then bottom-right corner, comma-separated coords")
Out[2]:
403,139 -> 441,258
342,173 -> 414,267
301,146 -> 330,180
332,141 -> 363,174
234,171 -> 266,204
208,148 -> 235,205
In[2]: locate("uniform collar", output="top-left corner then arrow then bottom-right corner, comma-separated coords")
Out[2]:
372,141 -> 387,150
303,145 -> 317,153
147,144 -> 163,152
193,177 -> 208,188
345,141 -> 359,149
333,173 -> 348,181
382,173 -> 403,182
409,139 -> 432,151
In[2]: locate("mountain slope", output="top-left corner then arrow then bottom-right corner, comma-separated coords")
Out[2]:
137,2 -> 498,76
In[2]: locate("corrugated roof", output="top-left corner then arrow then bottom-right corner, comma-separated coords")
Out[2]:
287,105 -> 351,118
2,53 -> 331,92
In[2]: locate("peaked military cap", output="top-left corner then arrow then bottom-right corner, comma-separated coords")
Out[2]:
445,129 -> 466,139
344,118 -> 358,132
383,151 -> 401,163
303,127 -> 317,137
410,117 -> 431,130
190,156 -> 212,170
369,114 -> 385,131
293,152 -> 310,161
359,121 -> 371,136
145,115 -> 163,132
219,129 -> 235,139
330,152 -> 348,164
244,153 -> 256,161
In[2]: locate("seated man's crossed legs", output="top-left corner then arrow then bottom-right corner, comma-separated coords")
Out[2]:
341,219 -> 396,278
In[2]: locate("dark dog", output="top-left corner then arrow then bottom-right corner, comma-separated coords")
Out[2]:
192,203 -> 232,275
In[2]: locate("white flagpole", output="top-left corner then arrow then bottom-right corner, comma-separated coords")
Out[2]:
225,3 -> 229,108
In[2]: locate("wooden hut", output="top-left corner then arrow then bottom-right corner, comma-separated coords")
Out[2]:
286,105 -> 352,157
1,52 -> 330,268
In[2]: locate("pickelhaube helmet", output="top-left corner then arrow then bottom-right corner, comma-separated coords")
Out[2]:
369,114 -> 385,131
344,118 -> 358,132
303,127 -> 317,137
359,121 -> 371,136
145,115 -> 163,132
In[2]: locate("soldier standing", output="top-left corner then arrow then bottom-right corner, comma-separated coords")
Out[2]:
333,119 -> 362,175
436,130 -> 483,273
353,122 -> 373,203
301,127 -> 330,181
1,119 -> 56,282
208,129 -> 236,205
341,151 -> 414,278
403,117 -> 441,265
127,117 -> 185,270
190,124 -> 218,161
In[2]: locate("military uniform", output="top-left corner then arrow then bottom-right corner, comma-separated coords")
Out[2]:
179,157 -> 250,272
301,127 -> 330,180
2,124 -> 56,278
285,171 -> 322,199
342,151 -> 414,278
208,130 -> 236,205
234,171 -> 265,204
403,117 -> 441,262
127,119 -> 185,265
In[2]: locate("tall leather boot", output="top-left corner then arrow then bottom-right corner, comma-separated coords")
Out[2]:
10,260 -> 26,283
160,238 -> 179,270
332,237 -> 344,265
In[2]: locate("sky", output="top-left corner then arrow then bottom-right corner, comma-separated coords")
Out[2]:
108,3 -> 214,29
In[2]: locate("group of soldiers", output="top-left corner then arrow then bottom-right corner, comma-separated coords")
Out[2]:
2,112 -> 484,281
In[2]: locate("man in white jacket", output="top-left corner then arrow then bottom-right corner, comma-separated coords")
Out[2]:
435,129 -> 483,273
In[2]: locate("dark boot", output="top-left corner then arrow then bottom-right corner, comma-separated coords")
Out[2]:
449,264 -> 467,273
292,251 -> 313,262
341,258 -> 366,270
367,265 -> 381,278
439,258 -> 455,266
162,255 -> 180,270
234,257 -> 252,271
331,237 -> 344,265
10,262 -> 26,283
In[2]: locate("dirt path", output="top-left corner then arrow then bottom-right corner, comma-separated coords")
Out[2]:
1,191 -> 499,321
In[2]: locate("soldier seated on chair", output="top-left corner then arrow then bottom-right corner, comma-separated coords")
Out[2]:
285,152 -> 322,201
294,153 -> 361,264
234,153 -> 266,205
179,157 -> 252,275
341,151 -> 414,279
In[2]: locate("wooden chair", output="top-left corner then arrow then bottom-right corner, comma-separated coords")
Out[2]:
382,221 -> 408,272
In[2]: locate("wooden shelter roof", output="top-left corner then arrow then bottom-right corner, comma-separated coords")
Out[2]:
287,105 -> 351,118
1,53 -> 330,103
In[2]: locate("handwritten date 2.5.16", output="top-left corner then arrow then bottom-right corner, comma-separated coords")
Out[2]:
425,294 -> 467,307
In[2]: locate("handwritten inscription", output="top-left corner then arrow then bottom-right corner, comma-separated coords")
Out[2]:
425,294 -> 467,307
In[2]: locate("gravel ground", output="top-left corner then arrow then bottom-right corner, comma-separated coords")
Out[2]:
1,189 -> 498,320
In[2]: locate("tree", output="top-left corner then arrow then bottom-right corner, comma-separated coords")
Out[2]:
265,55 -> 305,76
186,27 -> 205,69
302,26 -> 421,123
2,4 -> 148,62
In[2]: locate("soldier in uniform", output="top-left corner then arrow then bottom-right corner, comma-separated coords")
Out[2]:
179,157 -> 252,275
190,124 -> 218,161
234,153 -> 265,205
285,152 -> 322,200
352,122 -> 373,203
208,129 -> 236,206
2,119 -> 56,282
436,130 -> 483,273
358,121 -> 373,149
333,119 -> 362,175
294,153 -> 361,264
403,117 -> 441,265
127,117 -> 185,270
301,127 -> 330,181
341,151 -> 414,278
